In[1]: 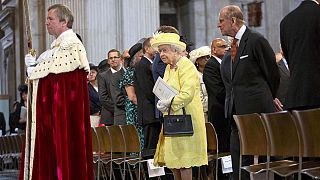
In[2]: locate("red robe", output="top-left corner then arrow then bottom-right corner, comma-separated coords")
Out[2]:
20,69 -> 94,180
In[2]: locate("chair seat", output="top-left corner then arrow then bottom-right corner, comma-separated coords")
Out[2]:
207,152 -> 230,161
271,161 -> 320,177
242,160 -> 296,174
302,167 -> 320,179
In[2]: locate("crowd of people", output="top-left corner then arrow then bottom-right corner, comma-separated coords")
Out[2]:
2,0 -> 317,179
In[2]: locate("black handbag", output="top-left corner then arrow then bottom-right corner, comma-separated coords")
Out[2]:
163,98 -> 194,137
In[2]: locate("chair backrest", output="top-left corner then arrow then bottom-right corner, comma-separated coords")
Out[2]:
0,136 -> 5,154
106,125 -> 125,153
233,113 -> 267,156
95,126 -> 111,153
292,108 -> 320,157
205,122 -> 218,153
119,124 -> 141,153
9,135 -> 19,153
261,111 -> 299,157
91,127 -> 99,153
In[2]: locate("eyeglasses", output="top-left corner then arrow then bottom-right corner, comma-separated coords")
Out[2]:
109,56 -> 120,60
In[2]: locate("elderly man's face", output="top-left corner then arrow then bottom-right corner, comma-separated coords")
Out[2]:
217,10 -> 234,37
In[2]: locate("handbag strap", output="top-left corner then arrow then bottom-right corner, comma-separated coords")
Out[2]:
167,97 -> 187,116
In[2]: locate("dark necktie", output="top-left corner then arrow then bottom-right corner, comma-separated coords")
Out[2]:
231,38 -> 238,61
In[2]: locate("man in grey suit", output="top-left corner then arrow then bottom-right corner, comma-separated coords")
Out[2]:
98,49 -> 126,125
218,5 -> 280,179
280,0 -> 320,110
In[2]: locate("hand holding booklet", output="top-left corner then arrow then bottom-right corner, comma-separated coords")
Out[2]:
153,77 -> 177,100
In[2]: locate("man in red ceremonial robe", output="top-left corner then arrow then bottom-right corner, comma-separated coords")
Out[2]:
21,4 -> 94,180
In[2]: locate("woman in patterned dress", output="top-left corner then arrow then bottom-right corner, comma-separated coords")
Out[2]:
119,43 -> 145,149
151,33 -> 208,180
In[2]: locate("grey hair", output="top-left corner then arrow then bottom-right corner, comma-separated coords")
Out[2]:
224,5 -> 245,24
48,4 -> 74,28
169,44 -> 184,53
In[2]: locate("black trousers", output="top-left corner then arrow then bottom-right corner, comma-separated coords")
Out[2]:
230,124 -> 252,180
144,122 -> 161,150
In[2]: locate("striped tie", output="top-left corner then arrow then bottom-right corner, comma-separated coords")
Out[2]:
231,38 -> 238,61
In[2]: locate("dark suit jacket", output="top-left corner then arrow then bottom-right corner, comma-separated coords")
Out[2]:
276,59 -> 290,107
280,0 -> 320,109
134,56 -> 157,125
0,112 -> 5,135
110,68 -> 126,125
88,82 -> 101,115
203,56 -> 230,152
97,69 -> 114,124
151,53 -> 166,119
221,27 -> 280,120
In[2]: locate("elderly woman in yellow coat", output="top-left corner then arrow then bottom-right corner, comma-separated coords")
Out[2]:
151,33 -> 208,180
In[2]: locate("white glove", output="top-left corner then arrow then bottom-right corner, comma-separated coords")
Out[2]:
27,66 -> 35,77
25,53 -> 37,67
156,99 -> 172,112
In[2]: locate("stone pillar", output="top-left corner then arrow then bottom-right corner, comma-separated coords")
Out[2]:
206,0 -> 230,42
121,0 -> 159,51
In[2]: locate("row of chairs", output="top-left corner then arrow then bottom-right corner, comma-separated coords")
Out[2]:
91,123 -> 221,180
233,108 -> 320,180
0,133 -> 23,177
91,124 -> 146,180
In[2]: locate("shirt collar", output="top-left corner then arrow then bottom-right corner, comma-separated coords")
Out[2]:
212,55 -> 222,64
311,0 -> 319,5
144,56 -> 153,64
110,67 -> 117,73
235,25 -> 246,45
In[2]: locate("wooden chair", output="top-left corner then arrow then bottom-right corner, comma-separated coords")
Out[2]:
261,111 -> 304,178
91,127 -> 101,179
233,113 -> 295,180
95,126 -> 113,180
203,122 -> 219,180
119,124 -> 146,180
292,108 -> 320,179
106,125 -> 127,180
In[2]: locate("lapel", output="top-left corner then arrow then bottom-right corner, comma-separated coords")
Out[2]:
232,28 -> 250,78
278,60 -> 290,76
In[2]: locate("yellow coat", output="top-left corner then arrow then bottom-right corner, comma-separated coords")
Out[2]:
154,57 -> 208,168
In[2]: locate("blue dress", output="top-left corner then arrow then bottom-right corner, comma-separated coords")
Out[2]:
119,67 -> 144,149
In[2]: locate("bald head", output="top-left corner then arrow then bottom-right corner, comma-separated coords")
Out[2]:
211,38 -> 228,59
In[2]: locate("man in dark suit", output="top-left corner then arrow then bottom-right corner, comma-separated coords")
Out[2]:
0,112 -> 5,135
134,37 -> 159,150
218,5 -> 280,180
203,38 -> 230,180
98,49 -> 124,125
280,0 -> 320,110
111,67 -> 126,125
275,51 -> 290,108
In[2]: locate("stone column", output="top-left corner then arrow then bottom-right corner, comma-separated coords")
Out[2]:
121,0 -> 159,51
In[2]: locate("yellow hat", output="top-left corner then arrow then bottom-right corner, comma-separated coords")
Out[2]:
189,46 -> 211,64
151,33 -> 186,51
